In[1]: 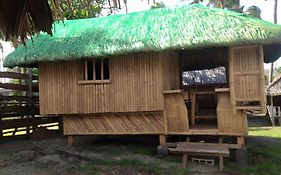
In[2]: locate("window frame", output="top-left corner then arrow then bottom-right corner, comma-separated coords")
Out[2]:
78,58 -> 110,85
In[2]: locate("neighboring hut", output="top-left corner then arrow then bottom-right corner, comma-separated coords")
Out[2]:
4,4 -> 281,148
267,75 -> 281,105
266,75 -> 281,125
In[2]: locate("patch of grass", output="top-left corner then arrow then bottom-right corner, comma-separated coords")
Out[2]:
229,143 -> 281,175
248,126 -> 281,138
80,159 -> 188,175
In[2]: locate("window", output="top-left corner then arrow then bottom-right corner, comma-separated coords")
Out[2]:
83,58 -> 110,82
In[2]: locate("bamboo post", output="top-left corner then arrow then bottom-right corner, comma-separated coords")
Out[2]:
228,47 -> 236,113
191,93 -> 196,125
27,68 -> 33,136
163,111 -> 168,135
0,117 -> 2,139
258,45 -> 267,113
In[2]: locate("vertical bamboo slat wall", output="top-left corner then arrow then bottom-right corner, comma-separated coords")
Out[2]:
217,91 -> 248,136
39,52 -> 164,114
160,52 -> 189,134
160,52 -> 180,90
164,92 -> 189,134
229,45 -> 266,112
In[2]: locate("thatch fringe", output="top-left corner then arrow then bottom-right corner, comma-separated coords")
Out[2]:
0,0 -> 53,41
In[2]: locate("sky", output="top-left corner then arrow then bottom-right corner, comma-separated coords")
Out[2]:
1,0 -> 280,69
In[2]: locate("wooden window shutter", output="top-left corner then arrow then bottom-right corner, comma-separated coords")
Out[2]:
228,45 -> 266,113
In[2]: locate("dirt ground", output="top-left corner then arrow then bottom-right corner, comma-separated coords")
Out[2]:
0,135 -> 258,175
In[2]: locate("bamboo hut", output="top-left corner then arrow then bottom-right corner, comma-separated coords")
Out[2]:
4,4 -> 281,147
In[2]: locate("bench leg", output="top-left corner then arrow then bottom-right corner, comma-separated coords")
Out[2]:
219,156 -> 223,171
182,154 -> 188,168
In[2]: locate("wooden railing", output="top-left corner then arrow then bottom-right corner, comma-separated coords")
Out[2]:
0,70 -> 60,138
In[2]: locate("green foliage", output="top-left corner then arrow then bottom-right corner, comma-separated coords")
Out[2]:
209,0 -> 239,9
151,2 -> 166,9
59,0 -> 103,19
246,6 -> 261,18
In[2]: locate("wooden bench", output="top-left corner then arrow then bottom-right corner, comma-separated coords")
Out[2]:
168,142 -> 230,171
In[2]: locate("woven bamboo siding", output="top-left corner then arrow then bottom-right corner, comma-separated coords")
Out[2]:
63,112 -> 165,135
164,92 -> 189,134
217,91 -> 247,136
229,45 -> 266,112
39,52 -> 163,114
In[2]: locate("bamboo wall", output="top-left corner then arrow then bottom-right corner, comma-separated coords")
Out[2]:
229,45 -> 266,113
160,52 -> 180,90
217,91 -> 247,136
164,92 -> 189,134
39,53 -> 164,114
64,111 -> 165,135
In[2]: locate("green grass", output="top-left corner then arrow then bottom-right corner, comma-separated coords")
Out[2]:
233,143 -> 281,175
227,126 -> 281,175
249,126 -> 281,138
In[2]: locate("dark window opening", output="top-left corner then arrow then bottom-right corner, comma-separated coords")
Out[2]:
84,58 -> 110,81
104,58 -> 110,80
86,61 -> 93,80
95,59 -> 101,80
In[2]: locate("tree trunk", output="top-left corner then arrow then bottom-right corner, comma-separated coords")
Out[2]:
274,0 -> 278,24
269,0 -> 278,83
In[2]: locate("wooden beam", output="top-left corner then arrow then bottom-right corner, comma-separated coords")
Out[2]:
0,72 -> 38,80
0,95 -> 39,102
0,82 -> 39,92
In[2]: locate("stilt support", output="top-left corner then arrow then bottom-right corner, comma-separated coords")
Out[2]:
219,156 -> 224,171
159,135 -> 166,145
219,136 -> 223,144
68,135 -> 76,146
237,136 -> 245,147
182,154 -> 188,168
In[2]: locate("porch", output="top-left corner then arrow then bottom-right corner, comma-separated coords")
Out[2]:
163,46 -> 265,137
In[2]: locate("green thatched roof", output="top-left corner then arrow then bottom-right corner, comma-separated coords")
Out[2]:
4,4 -> 281,68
